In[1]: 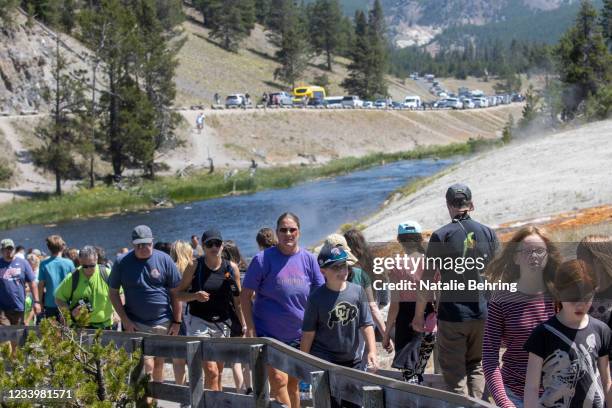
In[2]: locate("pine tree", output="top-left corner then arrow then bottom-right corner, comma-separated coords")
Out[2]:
208,0 -> 255,52
31,7 -> 87,195
341,10 -> 369,97
254,0 -> 270,24
309,0 -> 342,71
602,0 -> 612,47
366,0 -> 388,98
519,85 -> 540,128
555,0 -> 612,120
272,1 -> 310,88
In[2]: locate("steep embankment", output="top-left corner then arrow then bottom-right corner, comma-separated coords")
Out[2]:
362,119 -> 612,242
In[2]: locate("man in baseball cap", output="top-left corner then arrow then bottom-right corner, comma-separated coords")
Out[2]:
108,225 -> 182,392
0,238 -> 40,353
413,183 -> 498,398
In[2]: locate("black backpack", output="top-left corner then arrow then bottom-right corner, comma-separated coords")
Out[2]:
67,265 -> 109,306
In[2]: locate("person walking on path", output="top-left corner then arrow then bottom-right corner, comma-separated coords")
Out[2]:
483,226 -> 561,407
412,183 -> 499,398
383,221 -> 437,384
301,246 -> 378,408
524,260 -> 612,408
241,213 -> 325,408
172,229 -> 246,391
0,238 -> 40,352
577,235 -> 612,329
55,245 -> 116,330
108,225 -> 182,385
38,235 -> 74,321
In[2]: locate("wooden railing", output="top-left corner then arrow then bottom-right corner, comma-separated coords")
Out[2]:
0,326 -> 495,408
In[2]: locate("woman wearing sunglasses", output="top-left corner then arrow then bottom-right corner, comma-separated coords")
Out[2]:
172,229 -> 246,391
241,212 -> 325,408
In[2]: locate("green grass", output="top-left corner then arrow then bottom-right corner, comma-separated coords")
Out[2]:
0,138 -> 500,230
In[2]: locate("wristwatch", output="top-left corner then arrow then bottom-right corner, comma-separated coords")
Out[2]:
172,320 -> 182,325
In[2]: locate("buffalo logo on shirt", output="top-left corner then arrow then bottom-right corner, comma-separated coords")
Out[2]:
327,301 -> 358,329
150,268 -> 161,280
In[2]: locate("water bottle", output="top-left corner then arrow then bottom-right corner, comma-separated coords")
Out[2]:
299,380 -> 310,401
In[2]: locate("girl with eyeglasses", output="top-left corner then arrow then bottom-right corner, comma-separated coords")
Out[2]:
172,229 -> 246,392
240,212 -> 325,408
482,226 -> 561,408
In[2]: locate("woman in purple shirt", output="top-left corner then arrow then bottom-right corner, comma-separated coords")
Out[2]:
241,213 -> 325,408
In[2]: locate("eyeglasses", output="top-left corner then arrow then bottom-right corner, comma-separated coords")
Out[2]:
205,240 -> 222,248
516,248 -> 548,257
82,264 -> 97,269
278,227 -> 298,234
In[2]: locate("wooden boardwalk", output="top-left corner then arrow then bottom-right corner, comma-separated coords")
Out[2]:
0,326 -> 495,407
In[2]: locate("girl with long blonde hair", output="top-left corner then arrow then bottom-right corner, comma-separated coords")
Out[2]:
170,240 -> 193,387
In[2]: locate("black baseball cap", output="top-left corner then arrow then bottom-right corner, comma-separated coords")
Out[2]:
201,229 -> 222,244
446,183 -> 472,207
317,246 -> 348,268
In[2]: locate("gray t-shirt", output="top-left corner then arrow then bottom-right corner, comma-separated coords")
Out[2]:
302,282 -> 373,364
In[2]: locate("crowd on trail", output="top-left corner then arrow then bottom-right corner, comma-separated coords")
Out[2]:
1,183 -> 612,408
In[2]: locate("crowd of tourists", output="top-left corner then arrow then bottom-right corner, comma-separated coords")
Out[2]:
1,182 -> 611,408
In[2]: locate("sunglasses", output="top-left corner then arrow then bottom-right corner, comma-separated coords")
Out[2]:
278,227 -> 298,234
82,264 -> 97,269
205,240 -> 222,248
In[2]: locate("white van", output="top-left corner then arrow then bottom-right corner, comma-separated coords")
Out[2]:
342,95 -> 364,108
402,95 -> 421,109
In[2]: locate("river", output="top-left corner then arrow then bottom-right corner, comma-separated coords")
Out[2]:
0,158 -> 455,258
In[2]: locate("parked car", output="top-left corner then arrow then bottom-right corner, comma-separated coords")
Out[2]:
342,95 -> 364,108
374,99 -> 387,108
445,98 -> 463,109
225,94 -> 246,108
436,91 -> 448,98
363,101 -> 374,108
472,97 -> 489,108
391,101 -> 402,109
325,96 -> 344,108
268,92 -> 293,106
402,96 -> 421,109
462,99 -> 475,109
433,99 -> 448,109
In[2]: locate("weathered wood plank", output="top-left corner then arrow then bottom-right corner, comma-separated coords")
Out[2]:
362,386 -> 384,408
0,328 -> 25,344
147,382 -> 190,404
129,338 -> 147,406
266,345 -> 322,380
204,390 -> 255,407
143,336 -> 193,359
201,341 -> 252,363
250,344 -> 269,408
186,341 -> 204,408
310,370 -> 331,408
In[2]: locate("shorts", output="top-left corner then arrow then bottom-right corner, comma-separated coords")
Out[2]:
0,310 -> 23,326
187,314 -> 231,338
132,321 -> 171,335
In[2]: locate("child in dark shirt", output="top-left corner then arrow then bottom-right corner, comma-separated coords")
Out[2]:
524,260 -> 612,408
301,245 -> 378,408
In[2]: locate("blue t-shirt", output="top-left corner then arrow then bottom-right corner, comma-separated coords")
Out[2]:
0,257 -> 35,312
108,249 -> 181,325
243,247 -> 325,343
38,256 -> 75,308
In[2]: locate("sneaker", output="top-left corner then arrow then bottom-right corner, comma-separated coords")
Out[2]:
245,387 -> 253,395
405,376 -> 420,385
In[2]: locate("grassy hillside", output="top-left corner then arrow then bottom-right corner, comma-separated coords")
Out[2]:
174,11 -> 437,106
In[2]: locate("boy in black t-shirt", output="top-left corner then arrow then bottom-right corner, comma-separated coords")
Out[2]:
524,260 -> 612,408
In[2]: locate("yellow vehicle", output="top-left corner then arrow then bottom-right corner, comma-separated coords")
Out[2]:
292,85 -> 326,104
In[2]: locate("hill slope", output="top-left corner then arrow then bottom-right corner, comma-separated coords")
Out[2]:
362,119 -> 612,241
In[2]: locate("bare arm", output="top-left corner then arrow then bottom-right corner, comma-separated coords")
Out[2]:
361,325 -> 378,371
230,263 -> 246,329
29,281 -> 41,314
364,286 -> 385,334
300,331 -> 316,354
524,353 -> 543,408
171,262 -> 201,302
239,288 -> 256,337
598,355 -> 611,407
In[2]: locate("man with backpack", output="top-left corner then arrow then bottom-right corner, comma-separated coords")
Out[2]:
55,245 -> 114,329
412,183 -> 499,398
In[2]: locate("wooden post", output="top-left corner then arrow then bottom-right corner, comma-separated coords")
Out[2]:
186,340 -> 204,408
129,337 -> 146,406
310,370 -> 331,408
362,386 -> 384,408
250,344 -> 269,408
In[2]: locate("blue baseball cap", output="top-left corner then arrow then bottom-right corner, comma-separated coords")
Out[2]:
398,221 -> 423,235
318,246 -> 348,268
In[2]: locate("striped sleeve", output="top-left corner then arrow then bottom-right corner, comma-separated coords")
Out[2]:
483,298 -> 514,408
